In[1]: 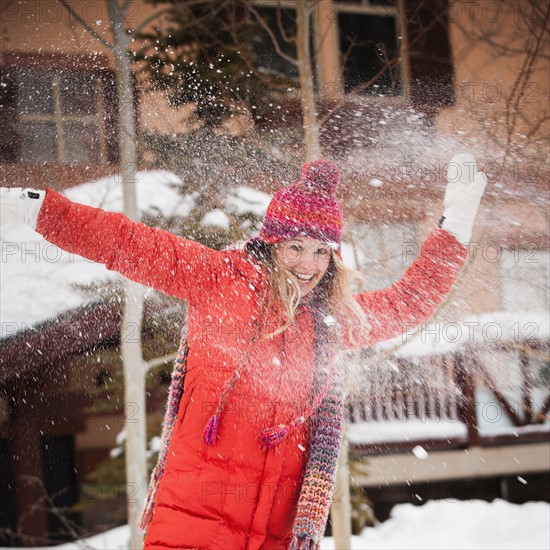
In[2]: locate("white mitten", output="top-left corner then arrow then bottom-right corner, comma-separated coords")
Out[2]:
0,187 -> 47,229
439,153 -> 487,244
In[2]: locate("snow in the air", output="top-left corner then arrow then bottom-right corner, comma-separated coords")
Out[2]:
0,169 -> 376,340
29,499 -> 550,550
3,172 -> 548,448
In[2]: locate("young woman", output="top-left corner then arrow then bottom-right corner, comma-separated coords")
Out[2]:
0,156 -> 486,549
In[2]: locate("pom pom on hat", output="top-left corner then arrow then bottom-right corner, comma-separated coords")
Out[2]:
251,159 -> 343,249
301,159 -> 339,195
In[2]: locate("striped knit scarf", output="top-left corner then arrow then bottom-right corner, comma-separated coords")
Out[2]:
140,313 -> 345,549
289,305 -> 345,549
290,369 -> 344,549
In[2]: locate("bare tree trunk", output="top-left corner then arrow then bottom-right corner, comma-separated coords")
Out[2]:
331,437 -> 352,549
120,283 -> 146,550
296,0 -> 321,161
398,0 -> 411,103
107,2 -> 147,548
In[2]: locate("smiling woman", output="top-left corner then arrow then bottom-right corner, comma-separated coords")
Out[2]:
275,237 -> 332,295
243,161 -> 370,345
0,157 -> 486,549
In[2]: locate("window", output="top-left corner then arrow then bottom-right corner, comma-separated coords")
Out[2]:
15,69 -> 106,164
251,1 -> 401,96
40,436 -> 80,540
349,222 -> 417,290
0,56 -> 119,166
335,1 -> 400,95
250,1 -> 453,105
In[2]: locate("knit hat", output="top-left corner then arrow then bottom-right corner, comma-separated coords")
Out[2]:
256,159 -> 343,249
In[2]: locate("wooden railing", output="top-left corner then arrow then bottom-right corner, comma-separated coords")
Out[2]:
346,339 -> 550,456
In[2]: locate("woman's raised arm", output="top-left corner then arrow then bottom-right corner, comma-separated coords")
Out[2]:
349,228 -> 467,348
1,187 -> 228,306
346,153 -> 487,348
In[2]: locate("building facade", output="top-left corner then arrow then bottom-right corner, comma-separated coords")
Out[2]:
0,0 -> 548,544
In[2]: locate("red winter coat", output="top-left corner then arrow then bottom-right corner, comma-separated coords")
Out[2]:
36,190 -> 467,549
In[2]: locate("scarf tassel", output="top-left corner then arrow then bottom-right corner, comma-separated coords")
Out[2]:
202,413 -> 220,445
260,423 -> 290,448
289,535 -> 320,550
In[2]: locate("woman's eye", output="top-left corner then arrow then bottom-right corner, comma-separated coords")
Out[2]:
290,244 -> 302,252
316,248 -> 329,255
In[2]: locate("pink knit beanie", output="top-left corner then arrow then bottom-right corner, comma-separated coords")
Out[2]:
256,159 -> 343,249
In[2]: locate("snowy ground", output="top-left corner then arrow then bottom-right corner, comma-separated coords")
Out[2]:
27,499 -> 550,550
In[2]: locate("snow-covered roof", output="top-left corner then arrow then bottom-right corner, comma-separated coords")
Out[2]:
0,222 -> 114,340
347,418 -> 468,445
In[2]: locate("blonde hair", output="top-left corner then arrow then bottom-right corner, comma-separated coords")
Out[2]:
256,245 -> 370,344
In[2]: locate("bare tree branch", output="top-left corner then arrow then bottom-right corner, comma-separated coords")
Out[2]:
58,0 -> 114,50
503,0 -> 550,159
246,3 -> 299,66
130,6 -> 173,36
526,113 -> 550,139
275,0 -> 295,45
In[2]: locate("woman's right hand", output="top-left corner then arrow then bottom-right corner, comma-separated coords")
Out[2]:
0,187 -> 46,229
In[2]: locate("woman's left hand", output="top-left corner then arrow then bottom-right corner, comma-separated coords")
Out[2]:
439,153 -> 487,245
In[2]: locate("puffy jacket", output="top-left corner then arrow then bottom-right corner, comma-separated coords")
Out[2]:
36,190 -> 467,549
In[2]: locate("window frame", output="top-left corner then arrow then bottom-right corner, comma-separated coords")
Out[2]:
333,1 -> 403,99
0,51 -> 120,168
15,68 -> 108,165
251,0 -> 407,101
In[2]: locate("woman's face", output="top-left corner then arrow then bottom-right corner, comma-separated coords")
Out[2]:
275,237 -> 332,296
